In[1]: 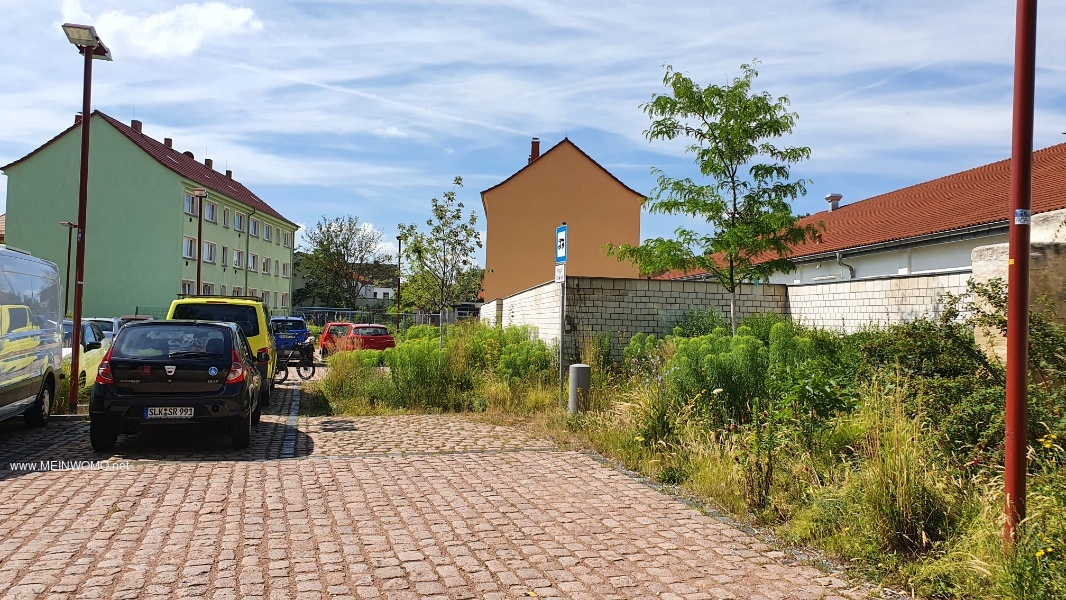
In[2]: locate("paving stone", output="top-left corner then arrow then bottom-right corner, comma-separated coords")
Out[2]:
0,373 -> 869,599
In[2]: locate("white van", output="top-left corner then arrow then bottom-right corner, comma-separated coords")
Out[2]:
0,245 -> 63,426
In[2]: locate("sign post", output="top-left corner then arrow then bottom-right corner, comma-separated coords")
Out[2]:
556,223 -> 567,401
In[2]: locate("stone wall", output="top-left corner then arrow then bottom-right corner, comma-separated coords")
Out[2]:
479,281 -> 562,346
483,276 -> 788,363
971,242 -> 1066,362
785,272 -> 971,333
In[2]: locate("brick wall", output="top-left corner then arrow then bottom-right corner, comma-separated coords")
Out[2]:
478,281 -> 562,346
785,271 -> 971,332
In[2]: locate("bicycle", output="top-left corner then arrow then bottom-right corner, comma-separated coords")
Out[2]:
273,339 -> 315,383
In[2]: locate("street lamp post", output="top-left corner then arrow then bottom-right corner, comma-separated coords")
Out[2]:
62,23 -> 111,413
59,221 -> 78,316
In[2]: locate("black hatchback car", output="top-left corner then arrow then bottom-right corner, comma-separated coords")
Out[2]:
89,320 -> 262,452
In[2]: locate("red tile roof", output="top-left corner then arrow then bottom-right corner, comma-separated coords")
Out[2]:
658,142 -> 1066,279
2,111 -> 296,227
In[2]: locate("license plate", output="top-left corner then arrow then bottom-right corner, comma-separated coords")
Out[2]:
278,334 -> 295,339
145,407 -> 195,418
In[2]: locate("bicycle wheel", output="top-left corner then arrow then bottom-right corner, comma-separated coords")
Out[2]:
297,363 -> 315,380
273,365 -> 289,384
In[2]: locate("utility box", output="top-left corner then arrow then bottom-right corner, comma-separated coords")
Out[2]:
568,363 -> 591,414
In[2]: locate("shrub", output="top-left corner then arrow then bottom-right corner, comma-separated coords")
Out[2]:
666,330 -> 768,426
672,306 -> 727,338
740,312 -> 790,345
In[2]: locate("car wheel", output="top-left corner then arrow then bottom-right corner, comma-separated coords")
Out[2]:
90,415 -> 118,453
231,409 -> 252,449
251,398 -> 262,426
23,382 -> 53,427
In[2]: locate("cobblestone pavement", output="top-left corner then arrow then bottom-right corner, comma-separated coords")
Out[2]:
0,375 -> 868,599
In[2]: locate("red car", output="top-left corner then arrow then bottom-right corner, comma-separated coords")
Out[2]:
319,322 -> 396,357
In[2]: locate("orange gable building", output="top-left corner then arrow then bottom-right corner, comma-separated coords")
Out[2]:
481,138 -> 643,301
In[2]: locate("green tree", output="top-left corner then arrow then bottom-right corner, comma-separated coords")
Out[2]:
294,215 -> 393,308
608,62 -> 821,333
398,177 -> 483,312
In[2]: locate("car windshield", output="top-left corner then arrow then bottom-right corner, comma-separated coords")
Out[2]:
171,304 -> 259,337
114,325 -> 228,359
93,320 -> 114,332
326,325 -> 350,336
272,319 -> 306,332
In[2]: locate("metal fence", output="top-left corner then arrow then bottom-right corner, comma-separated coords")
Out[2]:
291,307 -> 461,328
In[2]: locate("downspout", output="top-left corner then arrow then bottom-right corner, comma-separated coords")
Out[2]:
245,208 -> 256,292
836,251 -> 856,279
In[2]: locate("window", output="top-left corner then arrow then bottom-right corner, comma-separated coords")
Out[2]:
281,293 -> 289,307
183,193 -> 199,216
262,291 -> 270,305
383,292 -> 390,299
234,212 -> 245,232
373,291 -> 379,299
221,285 -> 227,296
222,246 -> 229,266
264,224 -> 272,241
262,257 -> 271,274
249,218 -> 259,237
249,254 -> 258,271
181,280 -> 195,295
232,286 -> 242,296
233,250 -> 244,269
204,201 -> 217,223
274,261 -> 279,277
273,293 -> 278,309
283,262 -> 290,278
223,207 -> 230,228
202,283 -> 215,295
203,241 -> 216,263
283,232 -> 291,248
276,232 -> 280,246
182,236 -> 197,259
248,288 -> 257,298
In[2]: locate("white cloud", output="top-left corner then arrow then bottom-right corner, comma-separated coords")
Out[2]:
62,1 -> 262,59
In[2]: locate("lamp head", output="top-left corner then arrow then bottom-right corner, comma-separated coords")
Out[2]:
62,23 -> 112,61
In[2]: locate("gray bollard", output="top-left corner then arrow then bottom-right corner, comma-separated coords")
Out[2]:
568,363 -> 591,414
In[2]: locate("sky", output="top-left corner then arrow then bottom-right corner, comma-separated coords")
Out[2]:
2,0 -> 1065,265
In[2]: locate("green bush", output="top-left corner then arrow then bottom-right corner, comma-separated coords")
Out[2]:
403,324 -> 440,342
672,306 -> 727,338
496,338 -> 552,382
666,330 -> 767,426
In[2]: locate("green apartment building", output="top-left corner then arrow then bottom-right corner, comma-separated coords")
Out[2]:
1,111 -> 298,317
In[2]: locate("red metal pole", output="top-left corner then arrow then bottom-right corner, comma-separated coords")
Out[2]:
68,47 -> 92,412
1005,0 -> 1037,543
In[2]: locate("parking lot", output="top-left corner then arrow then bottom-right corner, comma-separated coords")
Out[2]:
0,379 -> 866,600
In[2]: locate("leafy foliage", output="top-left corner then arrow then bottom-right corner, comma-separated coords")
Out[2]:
294,215 -> 393,308
398,177 -> 483,312
607,62 -> 821,332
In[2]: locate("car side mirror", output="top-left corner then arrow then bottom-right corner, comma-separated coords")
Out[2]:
84,341 -> 102,351
257,351 -> 270,363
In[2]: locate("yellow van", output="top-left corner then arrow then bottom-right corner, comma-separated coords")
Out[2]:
0,246 -> 63,426
166,296 -> 277,404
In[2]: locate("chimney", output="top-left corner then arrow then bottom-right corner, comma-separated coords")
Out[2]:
528,137 -> 540,164
183,151 -> 195,159
131,119 -> 142,133
205,158 -> 213,170
225,169 -> 233,178
74,113 -> 83,125
164,137 -> 173,148
825,193 -> 843,212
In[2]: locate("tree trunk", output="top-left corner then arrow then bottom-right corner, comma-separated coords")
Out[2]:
730,288 -> 737,336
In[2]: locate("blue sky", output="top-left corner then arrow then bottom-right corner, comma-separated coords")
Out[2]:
2,0 -> 1065,264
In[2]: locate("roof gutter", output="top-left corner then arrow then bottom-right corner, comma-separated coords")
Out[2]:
791,221 -> 1009,264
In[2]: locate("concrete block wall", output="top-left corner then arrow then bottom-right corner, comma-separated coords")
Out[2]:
478,300 -> 499,327
785,272 -> 971,333
563,276 -> 787,362
490,281 -> 562,346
